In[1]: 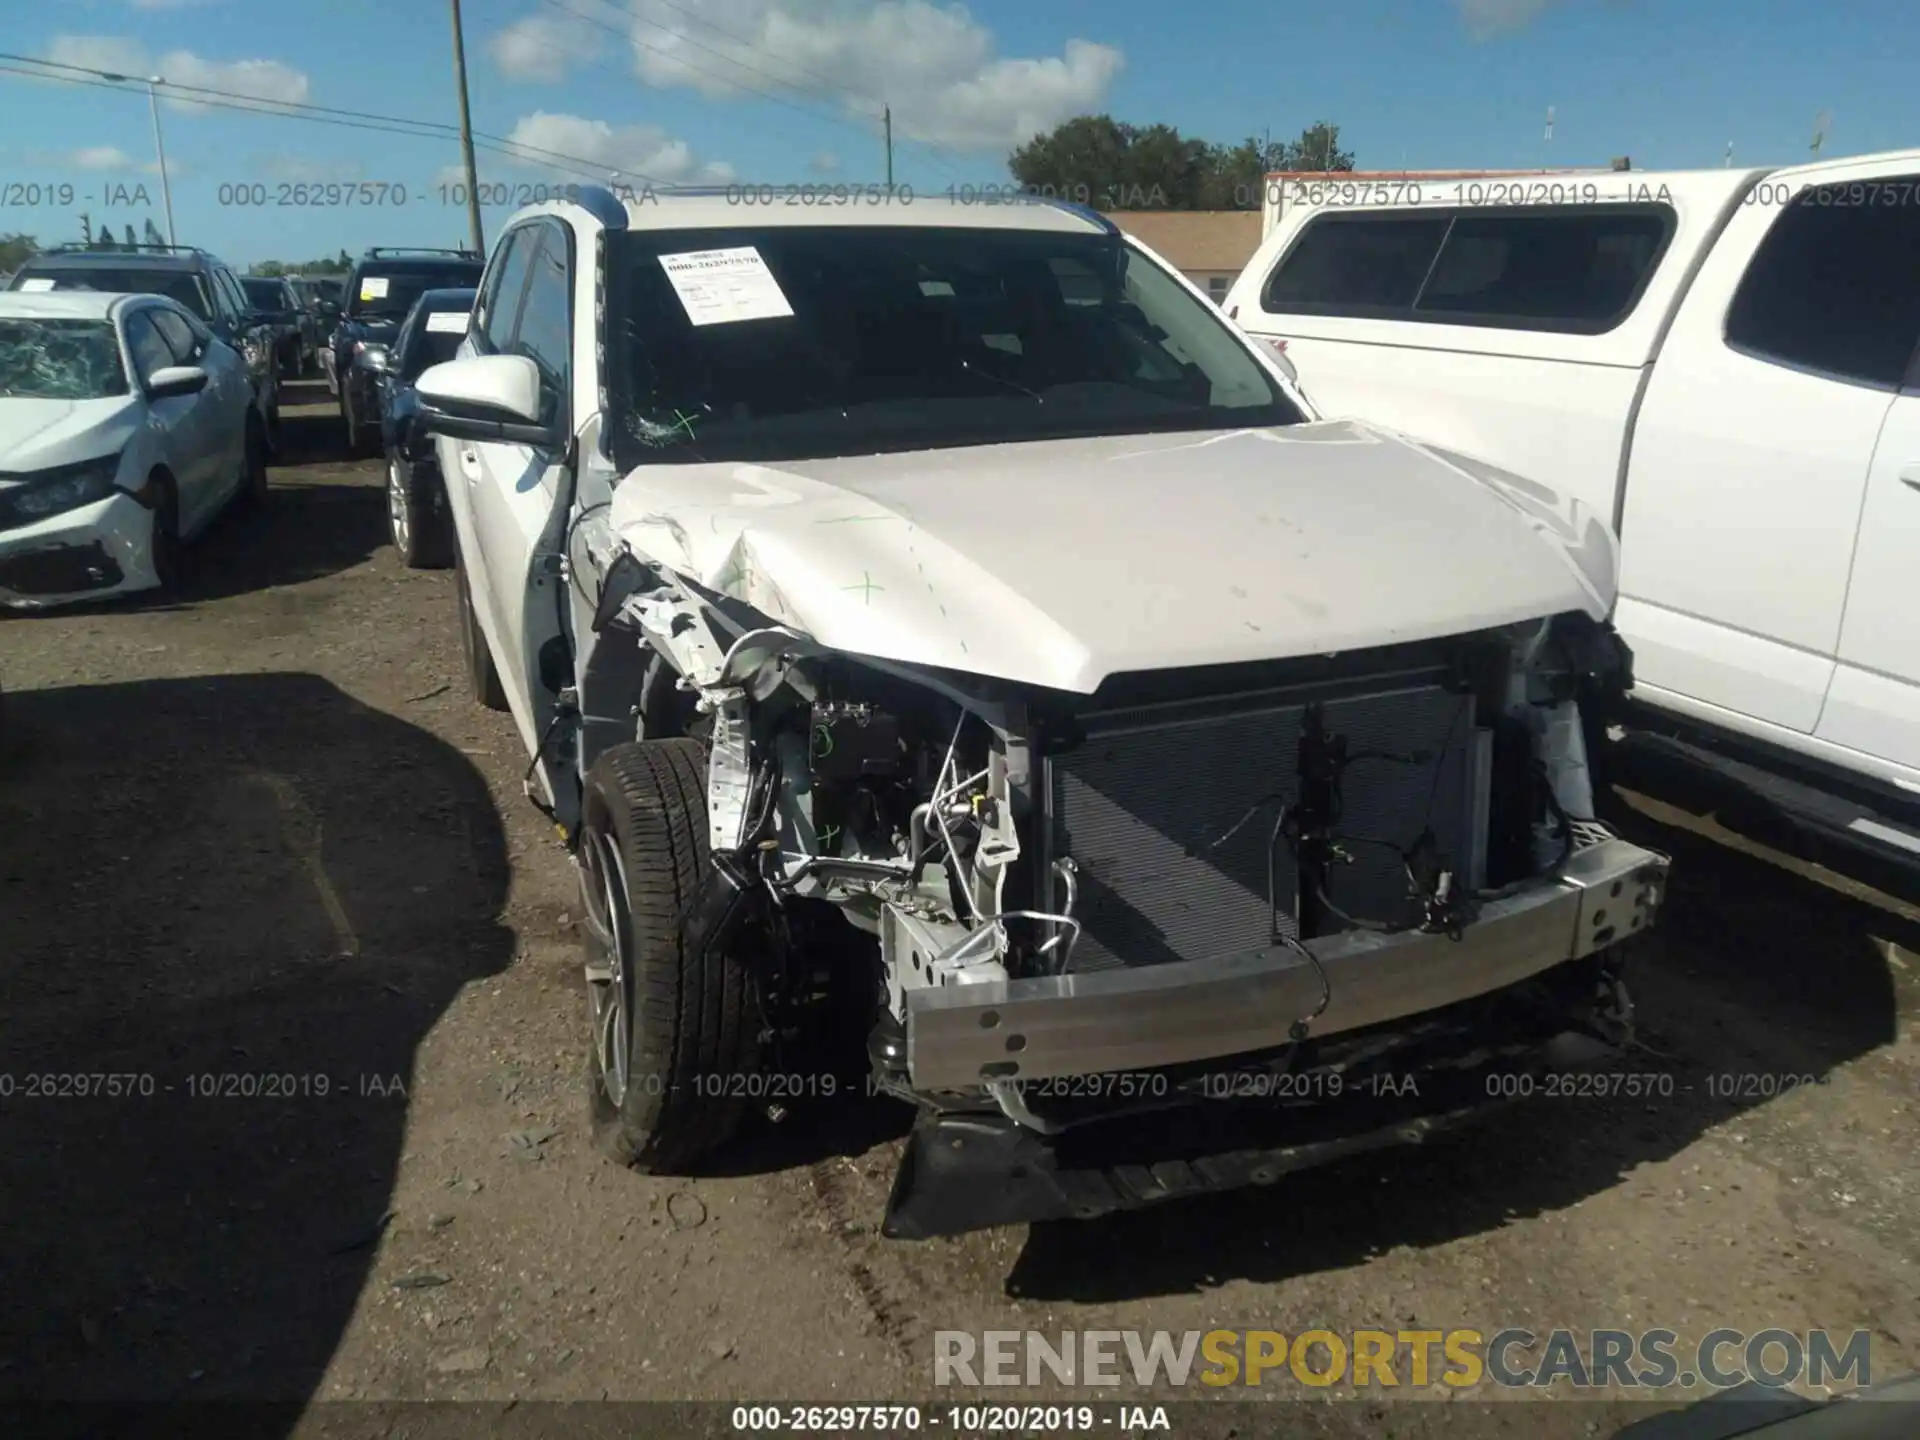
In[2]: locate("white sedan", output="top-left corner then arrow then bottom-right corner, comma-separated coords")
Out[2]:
0,290 -> 263,609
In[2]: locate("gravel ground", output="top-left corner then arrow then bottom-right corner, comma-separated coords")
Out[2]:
0,383 -> 1915,1438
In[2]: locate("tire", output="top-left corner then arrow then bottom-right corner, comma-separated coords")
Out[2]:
581,739 -> 765,1172
387,449 -> 452,569
341,385 -> 373,458
453,537 -> 509,711
147,473 -> 182,593
239,414 -> 270,509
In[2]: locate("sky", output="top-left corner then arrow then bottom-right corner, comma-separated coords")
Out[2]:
0,0 -> 1913,269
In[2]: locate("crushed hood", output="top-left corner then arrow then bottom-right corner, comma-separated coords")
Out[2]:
0,396 -> 140,476
608,421 -> 1617,694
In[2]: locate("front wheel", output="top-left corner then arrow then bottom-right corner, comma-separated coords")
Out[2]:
453,537 -> 509,711
146,473 -> 182,593
239,414 -> 270,508
581,739 -> 766,1172
387,451 -> 452,569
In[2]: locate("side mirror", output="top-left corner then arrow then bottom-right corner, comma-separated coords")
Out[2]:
148,365 -> 209,400
357,344 -> 392,374
416,354 -> 557,447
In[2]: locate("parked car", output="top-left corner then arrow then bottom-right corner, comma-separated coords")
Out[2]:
0,290 -> 265,609
240,275 -> 316,377
352,286 -> 475,568
407,186 -> 1668,1239
7,245 -> 282,451
330,247 -> 483,455
1224,148 -> 1920,883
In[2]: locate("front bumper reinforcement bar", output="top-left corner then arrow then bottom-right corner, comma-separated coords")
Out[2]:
904,837 -> 1666,1091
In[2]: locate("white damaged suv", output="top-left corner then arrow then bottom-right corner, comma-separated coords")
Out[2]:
417,186 -> 1667,1238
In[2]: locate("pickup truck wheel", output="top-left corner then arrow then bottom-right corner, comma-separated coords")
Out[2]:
453,538 -> 509,711
581,739 -> 765,1172
388,451 -> 452,569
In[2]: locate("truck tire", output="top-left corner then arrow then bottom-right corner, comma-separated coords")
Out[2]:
453,538 -> 509,711
582,739 -> 765,1172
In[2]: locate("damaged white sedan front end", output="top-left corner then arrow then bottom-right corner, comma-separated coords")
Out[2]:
559,420 -> 1663,1236
416,191 -> 1666,1237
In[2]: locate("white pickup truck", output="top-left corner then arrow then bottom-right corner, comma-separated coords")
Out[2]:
1225,151 -> 1920,874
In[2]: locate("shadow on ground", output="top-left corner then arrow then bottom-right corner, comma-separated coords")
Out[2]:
0,673 -> 511,1406
999,792 -> 1909,1302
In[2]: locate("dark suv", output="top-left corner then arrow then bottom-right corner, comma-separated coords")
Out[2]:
7,245 -> 282,446
241,275 -> 318,377
330,248 -> 483,455
355,287 -> 476,569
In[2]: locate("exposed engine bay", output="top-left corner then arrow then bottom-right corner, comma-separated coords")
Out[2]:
575,548 -> 1667,1237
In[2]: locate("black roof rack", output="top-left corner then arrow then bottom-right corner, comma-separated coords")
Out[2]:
42,242 -> 213,257
362,246 -> 481,259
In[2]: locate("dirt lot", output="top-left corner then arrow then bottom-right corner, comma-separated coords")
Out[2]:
1,382 -> 1916,1436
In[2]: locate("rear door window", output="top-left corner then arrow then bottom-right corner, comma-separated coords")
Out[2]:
1724,177 -> 1920,388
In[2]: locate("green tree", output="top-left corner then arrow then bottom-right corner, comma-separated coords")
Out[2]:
255,260 -> 286,277
1280,122 -> 1355,173
0,232 -> 38,272
1011,115 -> 1355,211
1008,115 -> 1213,209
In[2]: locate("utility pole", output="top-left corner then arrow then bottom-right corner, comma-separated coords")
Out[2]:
147,79 -> 177,245
883,105 -> 893,191
449,0 -> 485,254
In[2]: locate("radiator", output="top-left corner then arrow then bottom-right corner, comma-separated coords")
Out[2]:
1044,681 -> 1489,972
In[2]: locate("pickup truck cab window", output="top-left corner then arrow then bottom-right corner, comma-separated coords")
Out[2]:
1262,204 -> 1675,335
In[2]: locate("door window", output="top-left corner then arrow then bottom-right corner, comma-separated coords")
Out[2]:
475,228 -> 537,352
149,308 -> 206,363
512,227 -> 571,410
123,311 -> 178,385
1724,178 -> 1920,388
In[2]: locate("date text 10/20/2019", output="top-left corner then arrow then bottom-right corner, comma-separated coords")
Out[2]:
0,1072 -> 409,1100
730,1404 -> 1170,1432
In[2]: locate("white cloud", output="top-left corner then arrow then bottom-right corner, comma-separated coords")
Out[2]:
1453,0 -> 1554,36
497,112 -> 733,185
487,1 -> 1122,154
808,150 -> 841,174
46,35 -> 312,113
72,145 -> 139,169
489,12 -> 601,82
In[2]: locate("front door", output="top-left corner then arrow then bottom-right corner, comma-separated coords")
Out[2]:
464,220 -> 573,762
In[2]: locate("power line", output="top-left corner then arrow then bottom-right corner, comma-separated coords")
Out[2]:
0,52 -> 672,186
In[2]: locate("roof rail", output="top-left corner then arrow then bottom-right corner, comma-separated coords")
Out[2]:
363,246 -> 482,259
43,242 -> 210,256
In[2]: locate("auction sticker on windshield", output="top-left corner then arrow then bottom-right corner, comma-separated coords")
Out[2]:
657,246 -> 794,327
359,276 -> 390,301
17,278 -> 54,292
425,310 -> 469,333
